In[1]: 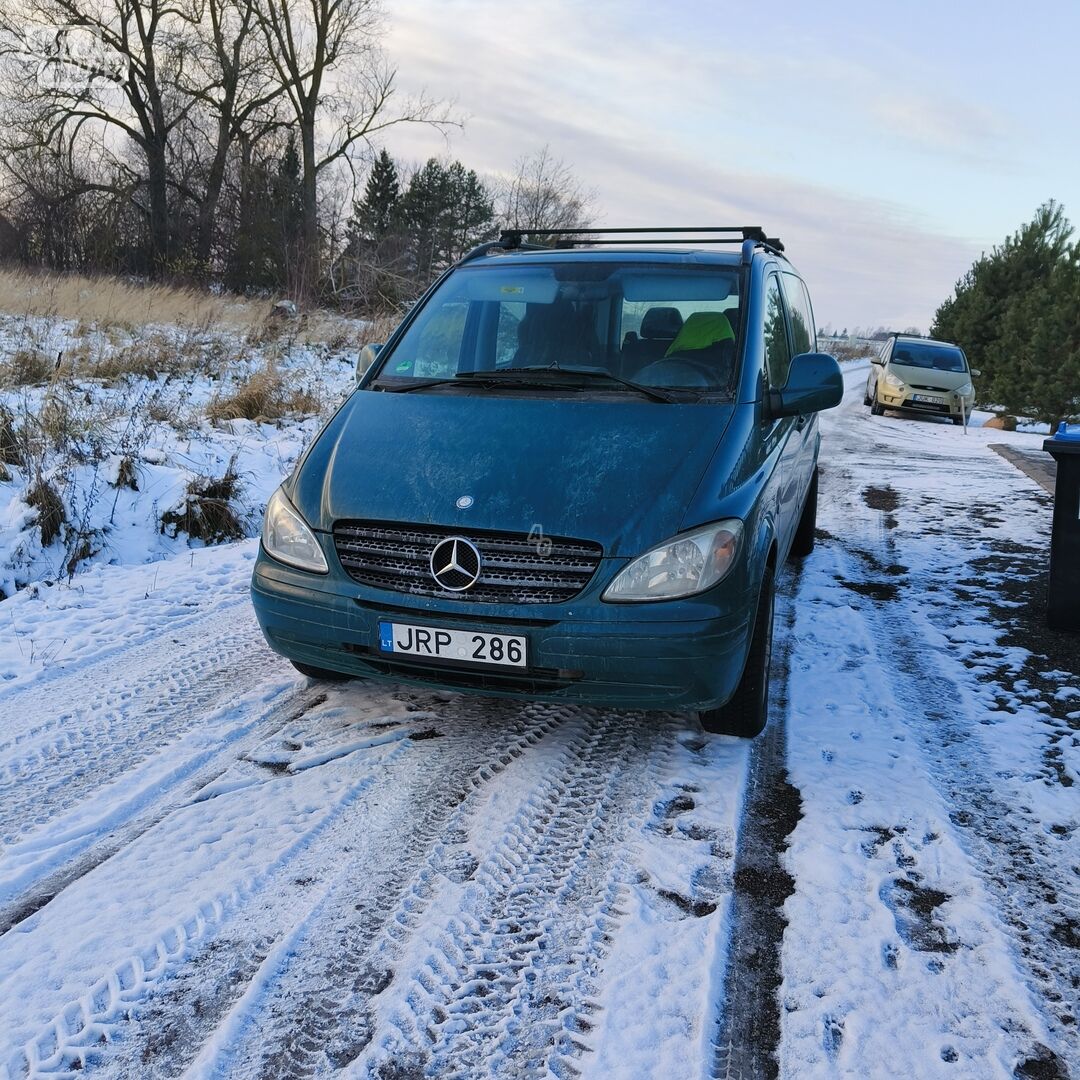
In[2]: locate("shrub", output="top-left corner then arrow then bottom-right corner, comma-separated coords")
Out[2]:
113,454 -> 139,490
27,475 -> 65,546
160,463 -> 246,543
0,404 -> 21,466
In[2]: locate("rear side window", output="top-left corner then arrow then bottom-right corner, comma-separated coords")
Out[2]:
782,273 -> 816,355
763,275 -> 792,388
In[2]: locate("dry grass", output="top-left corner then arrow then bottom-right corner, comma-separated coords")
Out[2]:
357,311 -> 401,347
206,367 -> 321,422
0,265 -> 271,332
1,348 -> 54,386
89,332 -> 215,380
0,265 -> 369,346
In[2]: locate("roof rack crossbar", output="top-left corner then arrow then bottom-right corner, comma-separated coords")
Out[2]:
498,225 -> 784,256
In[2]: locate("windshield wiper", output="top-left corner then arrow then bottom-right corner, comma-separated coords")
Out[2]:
373,377 -> 465,393
460,366 -> 681,403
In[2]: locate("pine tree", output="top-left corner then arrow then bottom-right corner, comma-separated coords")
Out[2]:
399,158 -> 496,281
989,251 -> 1080,425
350,149 -> 401,246
931,201 -> 1072,411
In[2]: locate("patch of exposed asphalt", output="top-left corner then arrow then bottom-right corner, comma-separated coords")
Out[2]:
862,484 -> 900,513
711,574 -> 803,1080
840,578 -> 899,602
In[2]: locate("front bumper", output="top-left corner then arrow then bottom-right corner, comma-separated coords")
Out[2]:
878,386 -> 974,417
251,550 -> 755,711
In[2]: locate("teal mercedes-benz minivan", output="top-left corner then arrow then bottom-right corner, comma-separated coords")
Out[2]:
251,227 -> 842,736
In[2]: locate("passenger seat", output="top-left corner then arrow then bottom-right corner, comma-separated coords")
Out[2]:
622,307 -> 683,375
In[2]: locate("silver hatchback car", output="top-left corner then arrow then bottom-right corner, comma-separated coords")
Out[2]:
866,334 -> 978,425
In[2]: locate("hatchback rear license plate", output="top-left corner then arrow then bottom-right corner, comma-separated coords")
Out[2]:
378,621 -> 527,667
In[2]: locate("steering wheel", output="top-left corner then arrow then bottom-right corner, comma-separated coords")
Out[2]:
636,356 -> 722,390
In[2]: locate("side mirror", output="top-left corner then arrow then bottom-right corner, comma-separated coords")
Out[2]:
357,342 -> 383,382
971,368 -> 981,377
768,352 -> 844,419
871,355 -> 884,365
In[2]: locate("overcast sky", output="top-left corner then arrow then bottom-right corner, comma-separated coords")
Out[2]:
373,0 -> 1080,332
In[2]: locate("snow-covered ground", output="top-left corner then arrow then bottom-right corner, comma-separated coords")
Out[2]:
0,363 -> 1076,1079
0,312 -> 358,598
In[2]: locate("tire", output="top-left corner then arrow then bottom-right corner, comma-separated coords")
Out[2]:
790,468 -> 818,558
290,660 -> 357,682
870,398 -> 885,416
952,416 -> 964,426
698,563 -> 775,738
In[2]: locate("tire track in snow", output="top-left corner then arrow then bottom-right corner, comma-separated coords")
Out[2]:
710,578 -> 802,1080
96,698 -> 575,1079
0,603 -> 269,845
360,709 -> 676,1080
0,683 -> 326,939
3,686 -> 436,1079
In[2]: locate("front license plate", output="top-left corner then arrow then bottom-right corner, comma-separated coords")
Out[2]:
378,621 -> 527,667
911,394 -> 943,403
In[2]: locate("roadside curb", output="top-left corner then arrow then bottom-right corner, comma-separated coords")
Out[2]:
989,444 -> 1056,496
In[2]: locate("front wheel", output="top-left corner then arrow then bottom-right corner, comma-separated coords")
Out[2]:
870,398 -> 885,416
698,564 -> 775,738
291,660 -> 357,682
952,416 -> 964,426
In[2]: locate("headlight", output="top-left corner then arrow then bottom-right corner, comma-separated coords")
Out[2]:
602,520 -> 743,602
955,382 -> 973,396
884,371 -> 905,391
262,487 -> 328,573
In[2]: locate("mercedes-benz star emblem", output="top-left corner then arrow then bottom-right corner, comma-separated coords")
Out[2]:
429,536 -> 482,592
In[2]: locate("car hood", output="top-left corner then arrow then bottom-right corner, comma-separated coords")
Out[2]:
890,363 -> 971,391
291,390 -> 735,557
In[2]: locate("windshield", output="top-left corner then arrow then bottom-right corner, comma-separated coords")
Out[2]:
371,261 -> 742,395
891,341 -> 967,373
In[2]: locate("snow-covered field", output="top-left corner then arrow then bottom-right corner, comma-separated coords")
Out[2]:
0,363 -> 1076,1079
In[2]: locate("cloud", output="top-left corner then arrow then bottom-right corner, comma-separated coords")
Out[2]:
870,93 -> 1007,161
378,0 -> 985,329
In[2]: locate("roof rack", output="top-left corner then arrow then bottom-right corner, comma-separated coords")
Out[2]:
497,226 -> 785,258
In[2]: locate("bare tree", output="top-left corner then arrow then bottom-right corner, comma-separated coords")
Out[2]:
252,0 -> 451,293
182,0 -> 287,268
499,145 -> 594,236
0,0 -> 200,273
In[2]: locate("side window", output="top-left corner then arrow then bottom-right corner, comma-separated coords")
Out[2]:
781,273 -> 814,356
763,275 -> 792,388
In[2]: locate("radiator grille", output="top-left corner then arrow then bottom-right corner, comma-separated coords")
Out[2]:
333,521 -> 603,604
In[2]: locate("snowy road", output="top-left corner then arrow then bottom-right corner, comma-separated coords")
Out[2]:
0,366 -> 1076,1079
